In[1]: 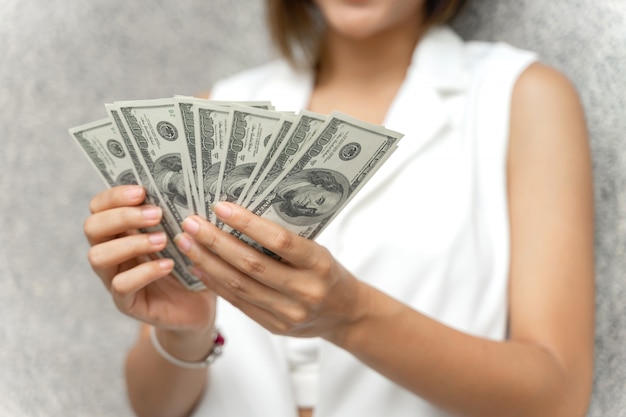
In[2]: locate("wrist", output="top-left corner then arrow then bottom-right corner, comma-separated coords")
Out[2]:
339,286 -> 408,356
153,326 -> 222,365
326,280 -> 376,348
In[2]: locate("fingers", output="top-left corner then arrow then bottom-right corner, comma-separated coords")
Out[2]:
175,221 -> 320,329
85,185 -> 157,246
176,229 -> 289,307
174,206 -> 352,337
110,258 -> 175,311
179,215 -> 304,293
210,202 -> 323,269
89,231 -> 168,272
89,185 -> 146,214
89,231 -> 170,292
186,252 -> 312,335
84,204 -> 163,246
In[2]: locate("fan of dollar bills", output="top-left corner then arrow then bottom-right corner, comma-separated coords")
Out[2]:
69,97 -> 404,291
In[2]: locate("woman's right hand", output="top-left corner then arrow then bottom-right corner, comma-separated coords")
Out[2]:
83,184 -> 216,334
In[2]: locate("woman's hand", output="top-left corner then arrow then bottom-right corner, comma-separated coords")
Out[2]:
174,201 -> 369,342
83,185 -> 216,333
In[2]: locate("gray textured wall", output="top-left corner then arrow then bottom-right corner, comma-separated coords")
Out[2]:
0,1 -> 623,416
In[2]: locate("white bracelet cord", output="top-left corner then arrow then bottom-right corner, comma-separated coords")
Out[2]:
149,326 -> 223,369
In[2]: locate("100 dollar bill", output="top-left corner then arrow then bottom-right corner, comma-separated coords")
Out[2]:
113,98 -> 196,222
69,98 -> 404,290
245,111 -> 403,242
171,97 -> 274,218
69,118 -> 206,291
215,105 -> 288,229
240,110 -> 327,209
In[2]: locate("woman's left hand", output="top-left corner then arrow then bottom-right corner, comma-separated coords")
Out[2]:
174,201 -> 368,342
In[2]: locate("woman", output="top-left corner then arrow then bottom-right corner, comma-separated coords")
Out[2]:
83,1 -> 594,416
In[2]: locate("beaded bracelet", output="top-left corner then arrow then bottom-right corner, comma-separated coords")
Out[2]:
149,326 -> 225,369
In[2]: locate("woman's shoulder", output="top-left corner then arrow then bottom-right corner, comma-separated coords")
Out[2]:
464,38 -> 538,80
427,26 -> 537,64
420,26 -> 539,93
509,61 -> 586,151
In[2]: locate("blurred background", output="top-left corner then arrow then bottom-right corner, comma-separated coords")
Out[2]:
0,0 -> 624,416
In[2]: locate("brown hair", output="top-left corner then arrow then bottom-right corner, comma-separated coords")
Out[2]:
266,0 -> 468,68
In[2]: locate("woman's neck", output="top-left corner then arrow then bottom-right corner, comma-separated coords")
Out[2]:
308,22 -> 426,124
315,23 -> 425,88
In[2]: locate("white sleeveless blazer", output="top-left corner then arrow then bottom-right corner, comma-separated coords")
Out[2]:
194,26 -> 537,417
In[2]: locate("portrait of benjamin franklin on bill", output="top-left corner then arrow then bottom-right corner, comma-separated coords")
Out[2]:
268,168 -> 350,226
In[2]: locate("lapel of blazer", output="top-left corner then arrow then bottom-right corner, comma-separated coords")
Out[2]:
330,26 -> 469,210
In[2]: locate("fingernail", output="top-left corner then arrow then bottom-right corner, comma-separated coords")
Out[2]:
182,217 -> 200,235
148,232 -> 166,245
125,186 -> 143,200
142,206 -> 161,220
174,233 -> 192,252
211,202 -> 232,219
158,258 -> 174,270
190,266 -> 208,280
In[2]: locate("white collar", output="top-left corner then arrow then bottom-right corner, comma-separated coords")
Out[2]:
410,25 -> 468,93
258,26 -> 468,112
